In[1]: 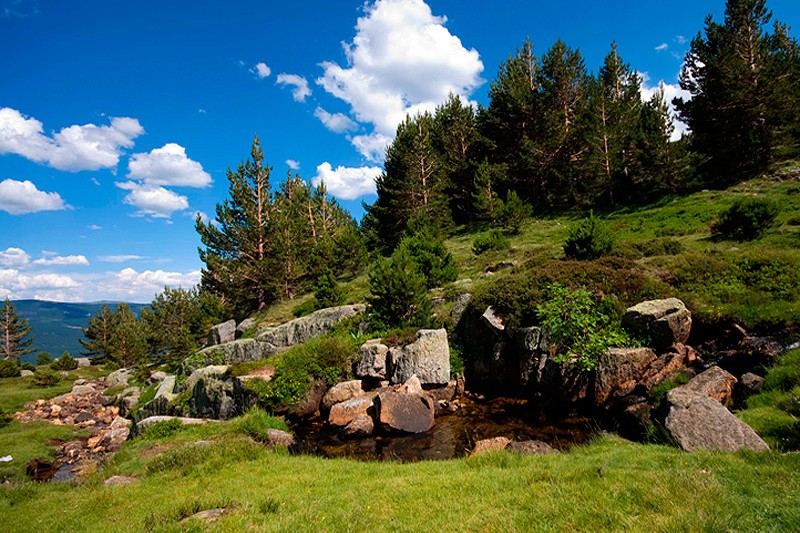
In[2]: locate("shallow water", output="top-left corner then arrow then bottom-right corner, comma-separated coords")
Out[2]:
291,396 -> 595,462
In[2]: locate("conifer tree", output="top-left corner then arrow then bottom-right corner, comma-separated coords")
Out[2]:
367,246 -> 432,330
0,297 -> 34,361
109,304 -> 148,368
80,304 -> 116,361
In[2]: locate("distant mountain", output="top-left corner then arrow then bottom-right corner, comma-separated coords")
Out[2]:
11,300 -> 147,364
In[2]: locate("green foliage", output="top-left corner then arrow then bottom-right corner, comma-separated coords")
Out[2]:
648,372 -> 691,408
711,197 -> 779,240
564,214 -> 615,260
0,297 -> 34,361
493,190 -> 532,234
449,345 -> 464,375
19,361 -> 34,372
397,213 -> 458,289
291,298 -> 316,318
36,352 -> 52,366
49,352 -> 78,371
536,284 -> 634,371
31,368 -> 61,387
140,418 -> 185,440
0,359 -> 21,378
233,408 -> 290,442
0,407 -> 11,428
312,269 -> 346,310
367,246 -> 433,330
472,229 -> 510,255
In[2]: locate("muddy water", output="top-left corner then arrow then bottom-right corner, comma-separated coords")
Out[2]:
291,397 -> 595,462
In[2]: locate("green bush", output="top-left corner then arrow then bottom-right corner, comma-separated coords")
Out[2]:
140,418 -> 185,440
312,269 -> 346,309
32,368 -> 61,387
0,358 -> 21,378
564,214 -> 614,260
711,197 -> 779,240
472,229 -> 510,255
36,352 -> 53,366
396,215 -> 458,289
493,190 -> 532,234
536,284 -> 634,371
20,361 -> 35,371
367,246 -> 433,330
50,352 -> 78,371
0,407 -> 12,428
291,298 -> 316,318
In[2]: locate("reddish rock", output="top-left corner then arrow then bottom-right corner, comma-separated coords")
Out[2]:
622,298 -> 692,351
375,382 -> 435,434
321,380 -> 363,412
640,352 -> 686,390
472,437 -> 510,455
291,379 -> 328,418
677,366 -> 738,406
594,347 -> 657,405
328,396 -> 374,427
342,413 -> 374,437
506,440 -> 558,455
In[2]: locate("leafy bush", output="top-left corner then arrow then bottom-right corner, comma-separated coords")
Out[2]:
36,352 -> 53,366
493,190 -> 532,234
536,284 -> 634,371
140,418 -> 185,440
0,358 -> 21,378
32,368 -> 61,387
20,361 -> 35,372
711,197 -> 779,241
564,214 -> 614,260
50,352 -> 78,371
367,246 -> 432,330
472,229 -> 510,255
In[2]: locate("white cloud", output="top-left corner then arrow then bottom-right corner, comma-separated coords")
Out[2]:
117,181 -> 189,219
314,107 -> 359,134
0,247 -> 30,267
317,0 -> 483,162
276,73 -> 312,102
0,179 -> 68,214
0,268 -> 79,298
312,162 -> 380,200
99,255 -> 145,263
88,224 -> 102,230
106,267 -> 201,301
640,72 -> 692,141
254,62 -> 272,78
675,35 -> 688,45
0,108 -> 144,171
32,255 -> 89,267
286,159 -> 300,170
655,43 -> 669,52
127,143 -> 211,188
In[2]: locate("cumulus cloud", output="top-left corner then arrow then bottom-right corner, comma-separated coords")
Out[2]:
32,255 -> 89,266
639,72 -> 693,140
0,108 -> 144,171
253,62 -> 271,78
286,159 -> 300,170
117,181 -> 189,219
312,162 -> 380,200
314,107 -> 359,134
127,143 -> 211,188
99,255 -> 144,263
276,73 -> 311,102
0,179 -> 68,214
0,247 -> 30,267
104,268 -> 201,301
0,268 -> 79,298
316,0 -> 483,162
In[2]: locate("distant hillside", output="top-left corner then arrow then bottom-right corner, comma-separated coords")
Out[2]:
12,300 -> 147,364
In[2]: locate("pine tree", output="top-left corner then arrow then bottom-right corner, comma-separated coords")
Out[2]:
396,213 -> 458,289
80,304 -> 116,361
367,246 -> 432,330
674,0 -> 800,184
0,297 -> 34,361
196,135 -> 275,312
272,173 -> 314,300
109,304 -> 148,368
471,159 -> 502,221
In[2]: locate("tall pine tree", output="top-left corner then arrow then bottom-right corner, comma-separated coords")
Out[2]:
0,298 -> 34,361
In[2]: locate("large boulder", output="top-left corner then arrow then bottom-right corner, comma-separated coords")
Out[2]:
134,415 -> 214,436
450,293 -> 472,326
321,380 -> 363,412
105,368 -> 135,388
388,329 -> 450,386
374,377 -> 435,434
328,395 -> 375,427
481,306 -> 505,334
639,351 -> 686,391
155,375 -> 177,402
594,347 -> 657,405
184,365 -> 247,420
676,366 -> 738,406
622,298 -> 692,351
235,318 -> 256,339
256,304 -> 365,351
539,357 -> 591,405
355,339 -> 389,380
207,319 -> 236,347
665,388 -> 769,452
187,339 -> 267,372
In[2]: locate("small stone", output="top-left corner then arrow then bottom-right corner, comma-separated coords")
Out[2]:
321,380 -> 363,412
104,475 -> 139,486
472,437 -> 510,455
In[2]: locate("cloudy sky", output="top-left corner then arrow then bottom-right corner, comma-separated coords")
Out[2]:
2,0 -> 798,303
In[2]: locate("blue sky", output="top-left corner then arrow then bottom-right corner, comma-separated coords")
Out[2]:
1,0 -> 798,303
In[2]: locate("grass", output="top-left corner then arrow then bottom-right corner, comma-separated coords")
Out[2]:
0,434 -> 798,531
0,420 -> 86,482
0,365 -> 109,413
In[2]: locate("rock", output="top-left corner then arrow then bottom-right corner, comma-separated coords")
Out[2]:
472,437 -> 510,455
117,387 -> 141,414
450,293 -> 472,326
238,366 -> 275,384
355,339 -> 389,380
235,317 -> 256,338
665,388 -> 769,452
321,380 -> 363,412
184,365 -> 247,420
425,380 -> 457,403
639,351 -> 686,390
71,384 -> 96,396
207,319 -> 237,346
20,369 -> 34,377
149,371 -> 168,383
375,378 -> 436,434
594,347 -> 657,405
26,458 -> 56,481
189,339 -> 265,371
481,306 -> 505,334
104,475 -> 139,486
154,376 -> 177,402
264,429 -> 295,447
328,396 -> 375,427
506,440 -> 558,455
184,508 -> 227,524
677,366 -> 738,406
105,368 -> 135,388
136,416 -> 213,433
539,357 -> 591,405
622,298 -> 692,351
291,379 -> 328,419
739,372 -> 765,394
342,413 -> 375,437
76,358 -> 91,368
484,261 -> 518,273
256,304 -> 365,350
387,329 -> 450,386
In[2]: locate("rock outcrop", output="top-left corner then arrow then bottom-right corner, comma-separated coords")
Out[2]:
256,304 -> 365,350
321,380 -> 363,412
622,298 -> 692,351
677,366 -> 738,406
207,319 -> 236,347
183,365 -> 248,420
594,348 -> 657,404
388,329 -> 450,386
356,339 -> 389,380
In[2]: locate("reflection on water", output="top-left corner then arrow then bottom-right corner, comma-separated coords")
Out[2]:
291,396 -> 595,462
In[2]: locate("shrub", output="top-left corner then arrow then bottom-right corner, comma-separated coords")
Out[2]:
0,358 -> 21,378
536,284 -> 634,371
472,229 -> 510,255
564,213 -> 614,260
234,408 -> 290,442
711,197 -> 779,241
140,418 -> 185,440
312,269 -> 346,309
32,368 -> 61,387
291,298 -> 316,318
36,352 -> 53,366
50,352 -> 78,371
0,407 -> 12,428
20,361 -> 35,371
494,190 -> 532,234
397,215 -> 458,288
367,246 -> 433,330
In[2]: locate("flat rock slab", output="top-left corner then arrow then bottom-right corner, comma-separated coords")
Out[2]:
665,389 -> 769,452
